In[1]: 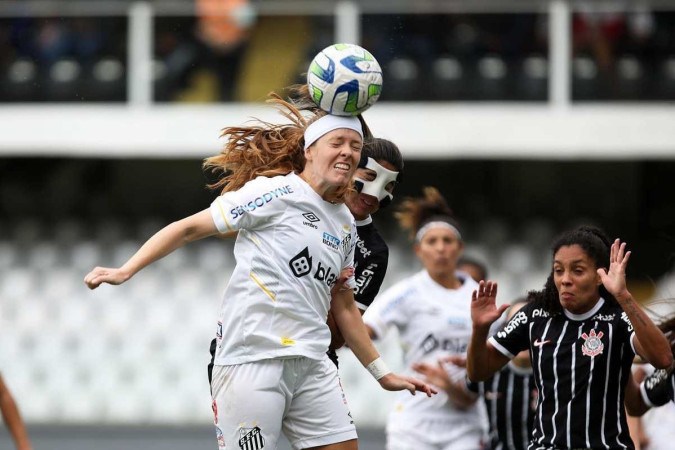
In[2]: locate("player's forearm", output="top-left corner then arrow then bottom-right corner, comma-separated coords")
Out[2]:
332,291 -> 380,367
446,384 -> 478,410
0,397 -> 32,450
617,291 -> 673,369
466,325 -> 494,382
121,213 -> 215,278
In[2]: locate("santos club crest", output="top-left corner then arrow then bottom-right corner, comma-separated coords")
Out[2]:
581,329 -> 604,357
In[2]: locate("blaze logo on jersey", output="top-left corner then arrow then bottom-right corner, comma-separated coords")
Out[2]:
288,247 -> 338,287
581,329 -> 604,357
239,426 -> 265,450
289,247 -> 312,277
420,333 -> 468,355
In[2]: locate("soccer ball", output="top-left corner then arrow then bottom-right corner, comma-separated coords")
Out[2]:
307,43 -> 383,116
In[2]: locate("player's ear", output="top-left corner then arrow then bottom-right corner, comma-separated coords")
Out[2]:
304,146 -> 314,162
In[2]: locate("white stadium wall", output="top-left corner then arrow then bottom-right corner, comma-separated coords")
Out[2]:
1,103 -> 675,159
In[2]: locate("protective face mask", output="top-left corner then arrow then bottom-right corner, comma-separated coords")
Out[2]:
354,157 -> 399,208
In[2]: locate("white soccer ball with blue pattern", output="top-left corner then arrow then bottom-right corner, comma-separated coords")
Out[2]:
307,43 -> 383,116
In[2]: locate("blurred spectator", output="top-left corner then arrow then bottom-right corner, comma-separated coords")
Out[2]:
192,0 -> 255,101
573,3 -> 655,71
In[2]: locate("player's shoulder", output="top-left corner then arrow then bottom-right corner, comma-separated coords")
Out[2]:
519,301 -> 545,320
357,220 -> 388,248
591,300 -> 626,323
249,172 -> 300,191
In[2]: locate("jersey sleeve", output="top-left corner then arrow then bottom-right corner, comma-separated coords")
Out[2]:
209,176 -> 291,233
362,282 -> 412,339
354,241 -> 389,311
488,302 -> 534,359
617,311 -> 637,355
640,368 -> 674,407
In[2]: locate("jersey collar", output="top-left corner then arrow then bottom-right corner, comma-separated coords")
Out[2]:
563,297 -> 605,321
355,215 -> 372,226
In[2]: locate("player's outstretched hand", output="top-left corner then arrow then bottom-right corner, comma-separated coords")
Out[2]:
379,372 -> 438,397
412,361 -> 452,393
597,239 -> 631,300
84,267 -> 129,290
471,280 -> 507,329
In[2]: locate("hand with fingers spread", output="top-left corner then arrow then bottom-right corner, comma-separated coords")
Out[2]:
379,372 -> 438,397
471,280 -> 508,329
441,354 -> 467,368
412,359 -> 477,409
84,267 -> 131,290
597,238 -> 631,301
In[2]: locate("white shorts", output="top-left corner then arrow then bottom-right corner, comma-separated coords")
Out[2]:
211,356 -> 357,450
386,416 -> 483,450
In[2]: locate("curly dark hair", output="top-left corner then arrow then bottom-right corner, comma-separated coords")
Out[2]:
527,225 -> 616,315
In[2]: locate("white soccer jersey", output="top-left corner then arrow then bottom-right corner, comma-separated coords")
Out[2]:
364,270 -> 485,427
210,172 -> 357,365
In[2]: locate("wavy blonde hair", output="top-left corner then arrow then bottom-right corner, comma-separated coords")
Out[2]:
395,186 -> 459,240
203,92 -> 318,194
203,87 -> 365,203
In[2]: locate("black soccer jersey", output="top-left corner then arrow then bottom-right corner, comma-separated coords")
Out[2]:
467,364 -> 537,450
352,217 -> 389,310
489,299 -> 636,450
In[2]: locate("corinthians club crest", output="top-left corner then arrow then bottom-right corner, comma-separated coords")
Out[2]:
581,329 -> 604,357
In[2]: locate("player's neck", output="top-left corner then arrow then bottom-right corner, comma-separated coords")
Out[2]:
428,271 -> 462,290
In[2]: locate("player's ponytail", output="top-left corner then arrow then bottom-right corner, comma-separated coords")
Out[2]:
395,187 -> 459,241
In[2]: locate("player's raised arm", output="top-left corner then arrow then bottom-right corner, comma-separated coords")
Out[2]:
466,280 -> 510,382
84,208 -> 218,289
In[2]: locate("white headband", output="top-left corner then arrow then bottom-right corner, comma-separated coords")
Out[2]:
304,115 -> 363,150
415,221 -> 462,242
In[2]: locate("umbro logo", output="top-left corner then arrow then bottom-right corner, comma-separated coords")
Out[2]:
302,212 -> 320,229
303,212 -> 320,222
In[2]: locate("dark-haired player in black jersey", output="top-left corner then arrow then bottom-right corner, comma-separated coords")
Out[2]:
467,225 -> 672,450
326,137 -> 403,367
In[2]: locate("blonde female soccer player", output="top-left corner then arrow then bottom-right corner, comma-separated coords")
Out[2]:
84,95 -> 434,450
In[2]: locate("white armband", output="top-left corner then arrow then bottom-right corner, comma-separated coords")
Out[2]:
366,357 -> 392,381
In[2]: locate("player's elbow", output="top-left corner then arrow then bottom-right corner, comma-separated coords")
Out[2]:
653,352 -> 674,370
